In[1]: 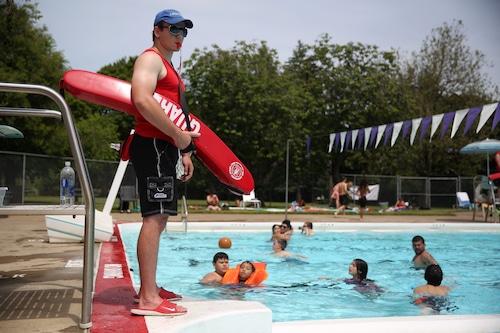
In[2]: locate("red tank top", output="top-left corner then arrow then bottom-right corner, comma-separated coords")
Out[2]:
133,48 -> 185,140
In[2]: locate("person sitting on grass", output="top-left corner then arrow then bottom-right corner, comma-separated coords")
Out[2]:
206,189 -> 222,211
386,198 -> 408,212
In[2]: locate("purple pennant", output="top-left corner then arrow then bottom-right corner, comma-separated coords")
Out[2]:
402,120 -> 412,141
419,116 -> 432,142
384,124 -> 394,146
440,112 -> 455,138
369,126 -> 378,148
357,130 -> 364,149
463,106 -> 482,135
334,133 -> 341,152
492,103 -> 500,131
345,131 -> 352,151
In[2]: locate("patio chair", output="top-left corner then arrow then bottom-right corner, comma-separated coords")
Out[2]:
242,190 -> 261,209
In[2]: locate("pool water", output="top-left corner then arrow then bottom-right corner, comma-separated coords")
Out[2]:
119,224 -> 500,322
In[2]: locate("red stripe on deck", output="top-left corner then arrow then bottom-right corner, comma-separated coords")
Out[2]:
92,223 -> 147,332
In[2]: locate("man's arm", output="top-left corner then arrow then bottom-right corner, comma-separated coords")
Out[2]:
200,272 -> 220,284
131,52 -> 199,154
423,251 -> 438,266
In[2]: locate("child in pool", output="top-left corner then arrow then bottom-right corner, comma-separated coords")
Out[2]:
238,261 -> 255,283
221,261 -> 268,285
318,259 -> 383,292
345,258 -> 383,292
414,264 -> 452,313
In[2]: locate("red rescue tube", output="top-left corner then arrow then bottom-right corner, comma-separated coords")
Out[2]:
60,70 -> 254,195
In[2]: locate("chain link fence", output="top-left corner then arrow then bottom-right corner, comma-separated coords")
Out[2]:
1,151 -> 475,208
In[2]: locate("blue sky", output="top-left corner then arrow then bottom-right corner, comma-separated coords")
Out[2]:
36,0 -> 500,90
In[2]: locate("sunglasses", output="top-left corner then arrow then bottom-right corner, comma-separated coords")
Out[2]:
160,25 -> 188,37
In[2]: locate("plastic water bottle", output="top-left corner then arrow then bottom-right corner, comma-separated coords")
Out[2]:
60,161 -> 75,206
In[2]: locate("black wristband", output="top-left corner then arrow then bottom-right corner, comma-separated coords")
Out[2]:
180,140 -> 196,154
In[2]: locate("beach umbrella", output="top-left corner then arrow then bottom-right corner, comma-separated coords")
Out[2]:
460,138 -> 500,175
0,125 -> 24,139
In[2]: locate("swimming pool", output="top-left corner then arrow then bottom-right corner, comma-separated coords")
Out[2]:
119,222 -> 500,324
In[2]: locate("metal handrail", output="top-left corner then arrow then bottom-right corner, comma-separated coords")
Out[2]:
181,195 -> 188,232
0,82 -> 95,329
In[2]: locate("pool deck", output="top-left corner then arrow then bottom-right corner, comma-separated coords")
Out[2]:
0,210 -> 498,332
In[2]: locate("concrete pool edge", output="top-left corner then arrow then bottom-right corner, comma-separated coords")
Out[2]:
272,314 -> 500,333
115,222 -> 500,333
159,221 -> 500,232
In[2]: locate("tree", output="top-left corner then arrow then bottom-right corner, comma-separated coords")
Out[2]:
397,20 -> 500,177
284,35 -> 411,200
0,0 -> 68,154
0,1 -> 123,161
183,41 -> 304,201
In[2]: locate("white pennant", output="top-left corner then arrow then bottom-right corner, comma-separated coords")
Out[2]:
476,103 -> 498,133
328,133 -> 335,153
430,113 -> 444,141
364,127 -> 371,150
375,124 -> 386,148
340,131 -> 347,153
391,122 -> 403,146
410,118 -> 422,145
451,109 -> 469,138
351,129 -> 359,149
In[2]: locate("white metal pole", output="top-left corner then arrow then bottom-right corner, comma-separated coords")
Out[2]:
285,139 -> 290,220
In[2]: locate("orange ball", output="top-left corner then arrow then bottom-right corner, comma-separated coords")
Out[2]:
218,237 -> 232,249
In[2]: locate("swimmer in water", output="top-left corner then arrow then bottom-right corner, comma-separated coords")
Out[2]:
414,264 -> 452,313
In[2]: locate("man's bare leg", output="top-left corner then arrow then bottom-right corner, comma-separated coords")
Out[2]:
137,213 -> 167,309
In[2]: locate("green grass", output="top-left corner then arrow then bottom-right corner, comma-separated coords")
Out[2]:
21,196 -> 458,216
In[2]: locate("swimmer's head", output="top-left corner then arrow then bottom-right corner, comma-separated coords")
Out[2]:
424,264 -> 443,286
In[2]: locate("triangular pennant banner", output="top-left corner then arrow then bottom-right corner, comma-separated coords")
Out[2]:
326,102 -> 499,153
384,124 -> 393,146
375,124 -> 386,148
358,130 -> 364,149
463,106 -> 482,135
476,102 -> 498,133
328,133 -> 335,153
493,103 -> 500,131
364,127 -> 371,150
451,109 -> 469,138
440,112 -> 455,138
402,120 -> 412,141
419,116 -> 432,142
391,122 -> 403,146
351,129 -> 358,149
410,118 -> 422,145
369,126 -> 378,148
430,113 -> 444,141
340,131 -> 347,152
345,131 -> 352,152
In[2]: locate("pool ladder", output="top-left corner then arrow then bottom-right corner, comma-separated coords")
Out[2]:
181,195 -> 188,232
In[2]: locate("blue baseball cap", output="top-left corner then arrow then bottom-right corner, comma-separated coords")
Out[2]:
154,9 -> 193,28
